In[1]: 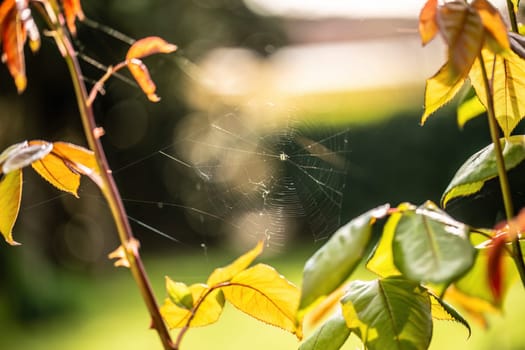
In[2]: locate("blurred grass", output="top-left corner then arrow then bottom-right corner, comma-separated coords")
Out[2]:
1,244 -> 524,350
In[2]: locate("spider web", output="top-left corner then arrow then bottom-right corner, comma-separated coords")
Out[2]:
35,18 -> 352,248
164,109 -> 351,245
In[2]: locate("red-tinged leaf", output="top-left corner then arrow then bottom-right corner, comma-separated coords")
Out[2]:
126,36 -> 177,61
62,0 -> 85,35
160,283 -> 225,329
438,1 -> 484,79
207,240 -> 264,286
127,58 -> 161,102
221,263 -> 301,338
472,0 -> 510,52
0,169 -> 22,245
2,6 -> 27,93
419,0 -> 439,45
422,61 -> 466,123
487,234 -> 506,303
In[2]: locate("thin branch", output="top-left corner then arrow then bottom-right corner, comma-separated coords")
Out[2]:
45,1 -> 175,349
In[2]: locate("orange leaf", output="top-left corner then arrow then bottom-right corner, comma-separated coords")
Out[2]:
438,1 -> 484,79
126,36 -> 177,61
62,0 -> 85,35
31,152 -> 80,197
221,263 -> 301,338
29,141 -> 101,196
207,240 -> 264,286
125,37 -> 177,102
472,0 -> 510,52
2,5 -> 27,93
127,58 -> 161,102
0,169 -> 22,245
160,283 -> 225,329
419,0 -> 439,45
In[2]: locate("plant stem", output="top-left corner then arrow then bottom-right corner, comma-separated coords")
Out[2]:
478,53 -> 525,288
51,15 -> 175,350
506,0 -> 519,33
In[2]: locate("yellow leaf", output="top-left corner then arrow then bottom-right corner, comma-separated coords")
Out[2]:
422,62 -> 466,124
366,204 -> 412,277
207,240 -> 264,286
160,283 -> 225,329
221,263 -> 301,338
419,0 -> 439,45
30,143 -> 81,197
457,89 -> 486,128
470,48 -> 525,137
0,170 -> 22,245
472,0 -> 510,52
438,2 -> 484,79
30,141 -> 102,195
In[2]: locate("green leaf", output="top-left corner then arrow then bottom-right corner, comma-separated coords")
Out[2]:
422,62 -> 467,124
392,201 -> 476,284
429,292 -> 471,336
470,48 -> 525,137
457,86 -> 486,127
299,310 -> 351,350
166,277 -> 194,310
222,263 -> 301,337
341,277 -> 432,350
300,205 -> 390,310
0,170 -> 22,245
442,136 -> 525,207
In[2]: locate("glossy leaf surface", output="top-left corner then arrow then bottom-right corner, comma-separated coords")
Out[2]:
299,310 -> 351,350
442,136 -> 525,207
341,277 -> 432,350
300,205 -> 390,310
392,202 -> 475,284
1,141 -> 52,173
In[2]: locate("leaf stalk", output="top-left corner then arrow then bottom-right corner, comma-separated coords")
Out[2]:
477,53 -> 525,288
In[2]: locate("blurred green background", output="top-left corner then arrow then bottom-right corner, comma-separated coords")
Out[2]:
1,0 -> 524,349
